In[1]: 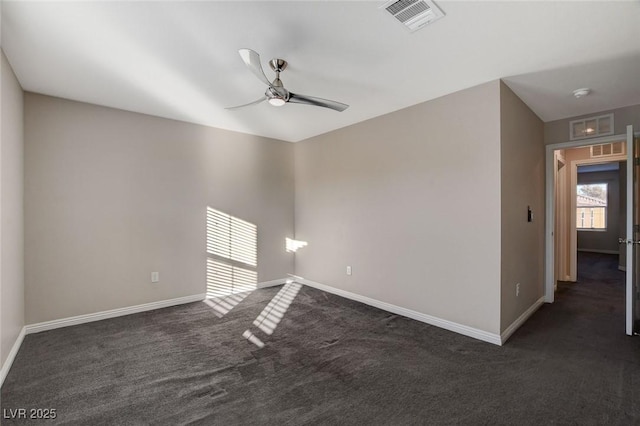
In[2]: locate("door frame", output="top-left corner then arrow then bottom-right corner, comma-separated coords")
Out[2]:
567,156 -> 626,280
554,151 -> 568,284
625,125 -> 636,335
544,133 -> 628,302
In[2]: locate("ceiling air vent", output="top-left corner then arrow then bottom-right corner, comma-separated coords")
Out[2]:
381,0 -> 445,32
590,142 -> 625,158
570,113 -> 614,141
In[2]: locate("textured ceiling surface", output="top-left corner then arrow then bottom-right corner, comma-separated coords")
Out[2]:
3,1 -> 639,142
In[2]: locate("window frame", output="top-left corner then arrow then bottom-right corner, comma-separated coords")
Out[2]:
576,183 -> 608,232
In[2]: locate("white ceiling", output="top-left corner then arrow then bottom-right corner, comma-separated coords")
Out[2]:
2,1 -> 639,142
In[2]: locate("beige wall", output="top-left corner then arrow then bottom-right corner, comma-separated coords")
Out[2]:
545,104 -> 640,145
1,51 -> 25,367
294,81 -> 502,334
24,94 -> 294,324
499,82 -> 545,332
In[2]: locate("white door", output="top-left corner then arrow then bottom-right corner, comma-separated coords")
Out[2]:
625,124 -> 637,335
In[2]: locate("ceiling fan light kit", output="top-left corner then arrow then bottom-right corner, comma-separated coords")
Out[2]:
227,48 -> 349,112
268,97 -> 286,107
573,88 -> 591,99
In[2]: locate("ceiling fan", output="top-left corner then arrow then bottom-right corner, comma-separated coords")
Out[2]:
226,49 -> 349,112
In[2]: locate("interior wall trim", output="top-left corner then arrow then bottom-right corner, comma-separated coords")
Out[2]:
256,278 -> 288,289
24,275 -> 289,336
500,296 -> 545,344
291,275 -> 502,346
0,326 -> 26,388
24,294 -> 206,335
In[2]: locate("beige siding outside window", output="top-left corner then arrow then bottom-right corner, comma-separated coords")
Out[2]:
576,183 -> 607,230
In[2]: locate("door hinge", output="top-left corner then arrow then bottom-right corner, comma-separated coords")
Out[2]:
635,224 -> 640,234
635,157 -> 640,166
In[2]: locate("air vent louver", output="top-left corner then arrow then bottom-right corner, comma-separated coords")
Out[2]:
381,0 -> 445,32
570,113 -> 614,140
590,142 -> 625,158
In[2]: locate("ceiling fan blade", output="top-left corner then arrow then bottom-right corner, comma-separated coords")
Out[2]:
288,92 -> 349,112
225,96 -> 267,110
238,48 -> 272,87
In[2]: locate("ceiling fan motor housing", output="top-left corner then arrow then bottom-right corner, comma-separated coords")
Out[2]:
266,85 -> 289,103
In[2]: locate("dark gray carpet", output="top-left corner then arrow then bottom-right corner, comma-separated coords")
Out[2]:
2,252 -> 639,425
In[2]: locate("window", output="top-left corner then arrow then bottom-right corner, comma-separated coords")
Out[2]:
576,183 -> 607,230
206,207 -> 257,297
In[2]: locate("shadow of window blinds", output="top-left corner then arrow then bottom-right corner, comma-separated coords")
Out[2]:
206,207 -> 257,298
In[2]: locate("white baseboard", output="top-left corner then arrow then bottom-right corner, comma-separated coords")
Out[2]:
22,278 -> 290,339
25,293 -> 206,335
500,296 -> 545,344
257,278 -> 288,289
0,326 -> 26,388
290,275 -> 502,346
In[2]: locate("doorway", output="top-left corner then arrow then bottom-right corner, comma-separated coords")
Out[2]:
545,127 -> 638,335
555,149 -> 626,284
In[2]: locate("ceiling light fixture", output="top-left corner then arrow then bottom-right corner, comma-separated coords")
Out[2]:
268,97 -> 286,107
573,88 -> 591,99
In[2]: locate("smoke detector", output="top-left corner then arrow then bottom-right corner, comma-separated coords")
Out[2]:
573,88 -> 591,99
381,0 -> 445,32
